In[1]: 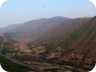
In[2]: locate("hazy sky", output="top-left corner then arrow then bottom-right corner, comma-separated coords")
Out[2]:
0,0 -> 96,28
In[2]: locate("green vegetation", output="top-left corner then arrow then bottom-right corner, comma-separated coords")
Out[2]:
61,32 -> 78,48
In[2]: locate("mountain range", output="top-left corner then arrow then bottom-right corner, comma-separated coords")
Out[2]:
0,16 -> 70,38
0,16 -> 96,59
0,16 -> 96,72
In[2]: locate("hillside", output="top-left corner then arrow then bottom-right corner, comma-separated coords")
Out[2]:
1,16 -> 70,40
38,16 -> 96,58
40,18 -> 90,47
61,16 -> 96,59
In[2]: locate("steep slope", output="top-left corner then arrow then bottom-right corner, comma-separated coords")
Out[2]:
41,18 -> 90,47
62,16 -> 96,59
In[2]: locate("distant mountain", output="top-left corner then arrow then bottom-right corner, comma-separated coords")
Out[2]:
11,16 -> 70,35
0,24 -> 21,33
0,16 -> 70,38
